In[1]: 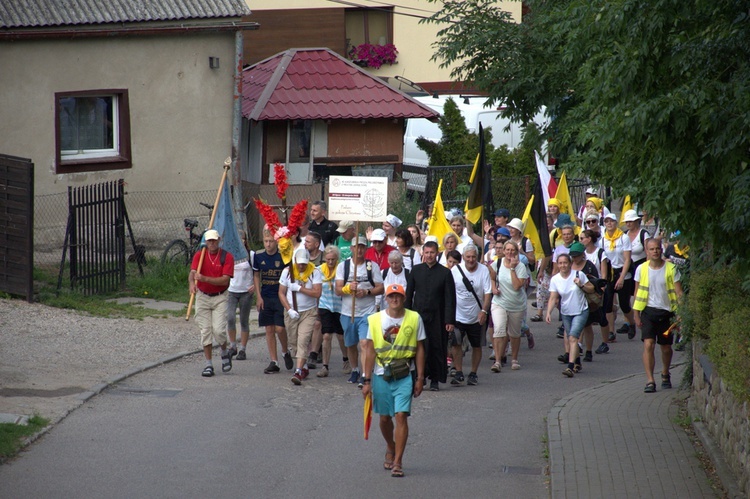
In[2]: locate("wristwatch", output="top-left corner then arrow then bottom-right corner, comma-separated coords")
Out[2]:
362,378 -> 371,384
367,289 -> 371,295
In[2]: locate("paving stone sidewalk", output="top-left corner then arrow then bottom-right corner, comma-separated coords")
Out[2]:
548,364 -> 718,498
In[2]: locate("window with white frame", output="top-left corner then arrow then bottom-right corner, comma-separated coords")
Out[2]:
55,90 -> 131,173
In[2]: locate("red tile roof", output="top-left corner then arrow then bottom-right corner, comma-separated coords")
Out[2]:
241,48 -> 439,121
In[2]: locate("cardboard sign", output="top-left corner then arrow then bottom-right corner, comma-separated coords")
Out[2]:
328,175 -> 388,222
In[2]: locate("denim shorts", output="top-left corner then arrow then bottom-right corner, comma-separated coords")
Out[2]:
340,315 -> 369,347
561,309 -> 589,339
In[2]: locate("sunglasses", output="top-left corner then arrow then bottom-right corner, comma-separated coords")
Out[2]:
586,220 -> 598,225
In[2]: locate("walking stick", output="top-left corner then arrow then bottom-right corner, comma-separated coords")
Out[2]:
186,158 -> 231,320
350,221 -> 359,319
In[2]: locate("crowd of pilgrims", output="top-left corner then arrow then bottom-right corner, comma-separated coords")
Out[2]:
228,192 -> 689,387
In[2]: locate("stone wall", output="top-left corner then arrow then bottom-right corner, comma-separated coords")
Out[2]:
691,341 -> 750,497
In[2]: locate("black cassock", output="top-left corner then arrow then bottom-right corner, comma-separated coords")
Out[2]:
405,262 -> 456,383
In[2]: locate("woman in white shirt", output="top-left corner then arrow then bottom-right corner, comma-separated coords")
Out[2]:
599,213 -> 636,341
546,253 -> 594,377
395,229 -> 421,271
226,230 -> 254,360
489,241 -> 530,372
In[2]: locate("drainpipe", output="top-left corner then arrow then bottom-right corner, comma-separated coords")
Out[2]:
231,29 -> 247,236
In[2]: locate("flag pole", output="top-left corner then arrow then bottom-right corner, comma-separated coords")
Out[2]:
186,157 -> 232,320
350,221 -> 359,318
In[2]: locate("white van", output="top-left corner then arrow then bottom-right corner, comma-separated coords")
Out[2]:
402,95 -> 545,192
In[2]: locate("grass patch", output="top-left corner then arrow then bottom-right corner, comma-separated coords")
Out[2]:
32,258 -> 190,319
0,415 -> 49,460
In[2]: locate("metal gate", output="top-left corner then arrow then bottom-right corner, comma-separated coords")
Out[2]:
0,154 -> 34,302
59,180 -> 128,294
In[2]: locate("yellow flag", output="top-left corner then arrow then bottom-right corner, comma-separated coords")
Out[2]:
427,179 -> 455,251
619,195 -> 633,226
554,172 -> 577,220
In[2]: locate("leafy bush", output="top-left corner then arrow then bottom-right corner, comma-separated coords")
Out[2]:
687,264 -> 750,401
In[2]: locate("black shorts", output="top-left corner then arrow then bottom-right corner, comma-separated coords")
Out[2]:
640,307 -> 675,345
318,308 -> 344,335
258,294 -> 285,328
604,268 -> 634,315
452,321 -> 484,348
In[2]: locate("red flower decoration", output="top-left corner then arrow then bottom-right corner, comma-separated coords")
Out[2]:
287,199 -> 309,236
254,198 -> 282,235
274,163 -> 289,201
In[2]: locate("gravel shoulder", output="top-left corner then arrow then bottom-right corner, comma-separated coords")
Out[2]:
0,298 -> 199,422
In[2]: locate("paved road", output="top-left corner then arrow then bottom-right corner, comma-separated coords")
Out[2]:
0,313 -> 690,498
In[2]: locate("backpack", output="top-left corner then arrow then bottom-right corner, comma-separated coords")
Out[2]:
576,269 -> 605,311
343,259 -> 375,287
407,248 -> 416,269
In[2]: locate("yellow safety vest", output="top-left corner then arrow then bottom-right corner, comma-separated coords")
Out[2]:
368,310 -> 420,367
633,262 -> 678,312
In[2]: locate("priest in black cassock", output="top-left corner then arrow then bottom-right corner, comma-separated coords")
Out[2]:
405,240 -> 456,391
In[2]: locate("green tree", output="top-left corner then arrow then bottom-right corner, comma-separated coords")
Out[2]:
424,0 -> 750,281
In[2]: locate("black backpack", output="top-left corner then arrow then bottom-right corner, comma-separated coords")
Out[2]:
343,259 -> 375,287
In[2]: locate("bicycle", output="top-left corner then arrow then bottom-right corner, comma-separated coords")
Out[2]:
161,202 -> 213,265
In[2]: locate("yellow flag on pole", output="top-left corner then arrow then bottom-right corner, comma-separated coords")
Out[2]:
554,172 -> 577,221
619,195 -> 633,226
427,179 -> 455,251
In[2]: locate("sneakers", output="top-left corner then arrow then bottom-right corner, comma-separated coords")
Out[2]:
556,326 -> 565,339
584,351 -> 593,362
264,361 -> 280,374
449,366 -> 457,378
628,324 -> 637,340
316,366 -> 329,378
429,380 -> 439,391
527,331 -> 535,349
467,372 -> 478,385
307,352 -> 318,369
450,371 -> 465,385
201,365 -> 214,377
283,352 -> 294,370
558,353 -> 568,363
661,373 -> 672,389
616,323 -> 630,335
236,349 -> 246,361
357,375 -> 365,388
342,360 -> 352,374
291,371 -> 303,385
562,367 -> 574,378
490,362 -> 501,373
595,342 -> 609,354
608,331 -> 617,342
347,371 -> 360,384
221,352 -> 232,373
301,368 -> 310,380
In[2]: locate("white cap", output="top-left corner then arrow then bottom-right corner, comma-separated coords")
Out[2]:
204,229 -> 220,241
293,247 -> 310,264
424,235 -> 438,244
622,209 -> 640,222
603,213 -> 618,222
370,229 -> 387,241
337,220 -> 354,233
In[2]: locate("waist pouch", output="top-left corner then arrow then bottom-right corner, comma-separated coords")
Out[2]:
383,359 -> 411,381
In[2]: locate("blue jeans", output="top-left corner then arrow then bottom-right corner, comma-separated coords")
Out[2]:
561,309 -> 589,339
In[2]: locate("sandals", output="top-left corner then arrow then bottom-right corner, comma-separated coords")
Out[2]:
383,451 -> 394,470
661,373 -> 672,389
562,368 -> 574,378
201,366 -> 214,377
391,464 -> 404,478
511,360 -> 521,370
530,315 -> 543,322
644,382 -> 656,393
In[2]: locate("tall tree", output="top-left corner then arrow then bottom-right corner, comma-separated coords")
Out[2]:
424,0 -> 750,278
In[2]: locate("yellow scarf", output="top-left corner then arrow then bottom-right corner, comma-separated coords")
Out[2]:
292,262 -> 315,283
319,263 -> 337,282
604,228 -> 624,251
674,244 -> 689,258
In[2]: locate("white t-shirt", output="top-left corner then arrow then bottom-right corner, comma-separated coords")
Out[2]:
492,259 -> 530,312
335,259 -> 384,317
228,257 -> 254,293
378,268 -> 408,310
400,248 -> 421,271
585,247 -> 607,275
552,244 -> 571,262
366,310 -> 426,375
549,271 -> 589,316
629,229 -> 650,264
279,267 -> 323,312
634,264 -> 681,312
451,263 -> 491,323
599,233 -> 632,272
